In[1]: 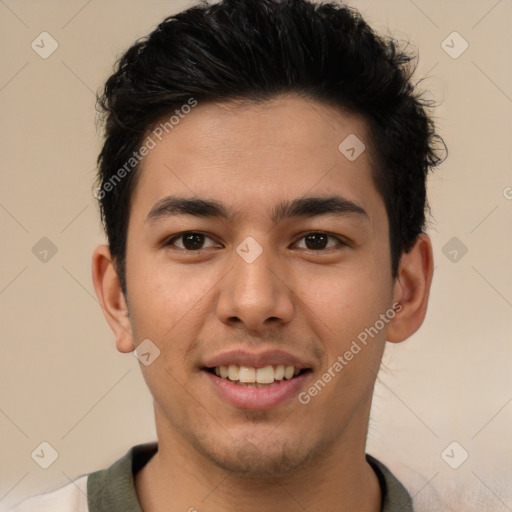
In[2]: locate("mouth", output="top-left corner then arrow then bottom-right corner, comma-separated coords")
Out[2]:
202,363 -> 313,410
204,364 -> 312,387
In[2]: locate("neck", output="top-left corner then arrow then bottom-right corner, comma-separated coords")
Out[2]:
135,407 -> 381,512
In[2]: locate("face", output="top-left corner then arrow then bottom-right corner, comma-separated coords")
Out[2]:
122,95 -> 398,476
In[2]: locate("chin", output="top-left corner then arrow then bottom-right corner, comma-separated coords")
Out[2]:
190,430 -> 321,478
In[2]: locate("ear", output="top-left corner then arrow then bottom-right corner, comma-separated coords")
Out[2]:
91,245 -> 135,353
387,234 -> 434,343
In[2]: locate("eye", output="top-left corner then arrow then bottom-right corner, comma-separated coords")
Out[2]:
164,231 -> 347,252
164,232 -> 219,251
293,232 -> 346,251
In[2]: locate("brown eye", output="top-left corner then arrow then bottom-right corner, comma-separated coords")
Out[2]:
294,232 -> 345,251
166,232 -> 217,251
305,233 -> 328,250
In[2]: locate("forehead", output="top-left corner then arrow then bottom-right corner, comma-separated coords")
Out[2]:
130,94 -> 383,224
144,95 -> 368,164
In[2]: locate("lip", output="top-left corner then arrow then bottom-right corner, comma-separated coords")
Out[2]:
202,349 -> 312,370
203,369 -> 311,410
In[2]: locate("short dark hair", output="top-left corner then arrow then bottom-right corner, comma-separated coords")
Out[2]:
95,0 -> 446,296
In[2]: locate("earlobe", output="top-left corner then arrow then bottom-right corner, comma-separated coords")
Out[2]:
91,245 -> 135,353
387,234 -> 434,343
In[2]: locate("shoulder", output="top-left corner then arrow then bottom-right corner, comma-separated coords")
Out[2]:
7,475 -> 89,512
8,442 -> 158,512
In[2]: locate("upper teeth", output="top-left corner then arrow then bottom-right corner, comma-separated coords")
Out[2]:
214,364 -> 300,383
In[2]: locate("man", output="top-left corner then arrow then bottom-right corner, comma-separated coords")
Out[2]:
10,0 -> 445,510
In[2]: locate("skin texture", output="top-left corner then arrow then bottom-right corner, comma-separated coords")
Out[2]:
92,94 -> 433,512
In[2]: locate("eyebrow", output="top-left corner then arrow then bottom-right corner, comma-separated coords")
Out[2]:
146,194 -> 368,224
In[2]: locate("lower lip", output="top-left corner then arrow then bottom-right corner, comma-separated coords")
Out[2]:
203,370 -> 310,410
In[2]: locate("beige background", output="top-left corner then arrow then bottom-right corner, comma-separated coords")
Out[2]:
1,1 -> 511,510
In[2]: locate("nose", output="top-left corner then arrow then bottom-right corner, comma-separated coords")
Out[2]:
216,243 -> 295,334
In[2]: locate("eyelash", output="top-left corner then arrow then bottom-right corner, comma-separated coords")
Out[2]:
163,231 -> 347,252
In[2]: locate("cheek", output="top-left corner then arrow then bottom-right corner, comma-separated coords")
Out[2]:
298,259 -> 392,341
301,265 -> 391,404
126,261 -> 214,410
125,252 -> 214,351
